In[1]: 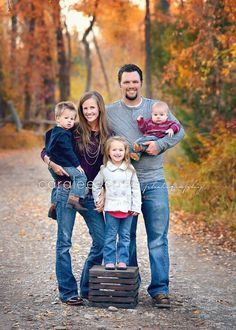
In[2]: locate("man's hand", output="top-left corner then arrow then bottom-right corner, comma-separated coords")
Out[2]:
143,141 -> 160,155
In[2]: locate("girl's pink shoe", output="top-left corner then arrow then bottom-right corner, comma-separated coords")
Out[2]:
117,262 -> 127,270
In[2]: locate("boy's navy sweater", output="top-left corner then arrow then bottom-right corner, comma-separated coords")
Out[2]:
46,126 -> 80,168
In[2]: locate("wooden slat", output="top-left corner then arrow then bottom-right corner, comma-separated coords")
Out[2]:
89,289 -> 138,297
89,301 -> 138,309
89,277 -> 138,284
90,266 -> 139,279
89,294 -> 138,303
89,282 -> 138,291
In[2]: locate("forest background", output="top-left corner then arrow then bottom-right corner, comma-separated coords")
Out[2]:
0,0 -> 235,240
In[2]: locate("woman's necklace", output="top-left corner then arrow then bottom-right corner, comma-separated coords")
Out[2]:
83,137 -> 102,166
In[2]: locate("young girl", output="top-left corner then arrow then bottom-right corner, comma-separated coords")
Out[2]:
92,136 -> 142,270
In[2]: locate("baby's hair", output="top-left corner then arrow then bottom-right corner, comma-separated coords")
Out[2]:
152,101 -> 170,114
103,136 -> 134,171
55,101 -> 77,119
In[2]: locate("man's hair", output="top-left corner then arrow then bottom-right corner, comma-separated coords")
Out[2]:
118,64 -> 143,84
55,101 -> 77,118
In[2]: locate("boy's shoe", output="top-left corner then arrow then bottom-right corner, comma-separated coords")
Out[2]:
67,196 -> 88,211
116,262 -> 127,270
48,204 -> 57,220
133,143 -> 143,152
130,153 -> 140,161
152,294 -> 170,308
105,263 -> 115,270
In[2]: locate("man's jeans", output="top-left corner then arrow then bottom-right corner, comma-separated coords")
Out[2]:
55,187 -> 105,301
103,212 -> 133,265
129,180 -> 170,297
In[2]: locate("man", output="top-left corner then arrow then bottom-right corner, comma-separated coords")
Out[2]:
106,64 -> 185,308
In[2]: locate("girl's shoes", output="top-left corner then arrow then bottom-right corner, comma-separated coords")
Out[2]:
105,263 -> 115,270
117,262 -> 127,270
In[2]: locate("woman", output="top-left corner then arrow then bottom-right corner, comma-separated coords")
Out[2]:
42,91 -> 110,305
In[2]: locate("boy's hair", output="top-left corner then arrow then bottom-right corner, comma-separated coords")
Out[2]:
152,101 -> 169,114
118,64 -> 143,84
103,136 -> 134,171
55,101 -> 77,118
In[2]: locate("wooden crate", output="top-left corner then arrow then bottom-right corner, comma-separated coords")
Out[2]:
89,265 -> 139,309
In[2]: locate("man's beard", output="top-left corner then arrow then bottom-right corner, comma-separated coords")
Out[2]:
125,91 -> 138,101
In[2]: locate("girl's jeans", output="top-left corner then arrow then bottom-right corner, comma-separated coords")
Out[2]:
103,212 -> 133,265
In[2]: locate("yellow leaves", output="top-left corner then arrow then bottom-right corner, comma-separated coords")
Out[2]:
169,121 -> 236,231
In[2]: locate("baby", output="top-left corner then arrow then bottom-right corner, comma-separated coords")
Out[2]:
130,101 -> 180,161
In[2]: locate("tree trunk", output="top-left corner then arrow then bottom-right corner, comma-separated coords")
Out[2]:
40,15 -> 55,120
145,0 -> 152,98
64,20 -> 71,98
81,0 -> 99,92
24,12 -> 35,121
53,2 -> 70,100
92,30 -> 111,100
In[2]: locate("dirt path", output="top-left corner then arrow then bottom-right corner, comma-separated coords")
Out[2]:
0,149 -> 235,330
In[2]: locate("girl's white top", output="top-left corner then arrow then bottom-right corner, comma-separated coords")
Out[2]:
92,161 -> 142,214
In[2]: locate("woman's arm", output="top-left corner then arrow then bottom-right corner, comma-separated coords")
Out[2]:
41,147 -> 69,177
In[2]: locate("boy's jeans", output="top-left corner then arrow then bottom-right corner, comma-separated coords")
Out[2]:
132,135 -> 159,158
103,212 -> 133,265
49,166 -> 87,200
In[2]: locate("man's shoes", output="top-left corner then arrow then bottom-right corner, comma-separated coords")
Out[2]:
117,262 -> 127,270
130,152 -> 140,161
105,263 -> 115,270
133,143 -> 143,152
152,294 -> 170,308
48,204 -> 57,220
63,297 -> 84,306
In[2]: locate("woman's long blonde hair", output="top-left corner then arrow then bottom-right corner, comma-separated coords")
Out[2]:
103,136 -> 134,171
76,91 -> 110,152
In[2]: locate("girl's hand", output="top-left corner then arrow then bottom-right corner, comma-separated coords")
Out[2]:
76,165 -> 85,174
165,128 -> 174,137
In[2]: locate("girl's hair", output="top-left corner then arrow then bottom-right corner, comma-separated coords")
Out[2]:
55,101 -> 77,118
76,91 -> 110,152
103,136 -> 134,171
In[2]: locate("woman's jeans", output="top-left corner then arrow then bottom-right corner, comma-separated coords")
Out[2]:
129,180 -> 170,297
103,213 -> 133,265
55,186 -> 105,301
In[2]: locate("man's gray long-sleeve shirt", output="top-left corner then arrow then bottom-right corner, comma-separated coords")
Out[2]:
106,98 -> 185,184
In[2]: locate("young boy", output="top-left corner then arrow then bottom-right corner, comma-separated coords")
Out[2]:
130,101 -> 180,161
46,101 -> 87,216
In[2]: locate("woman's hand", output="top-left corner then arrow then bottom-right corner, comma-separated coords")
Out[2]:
130,211 -> 139,216
95,188 -> 105,212
50,161 -> 69,176
44,155 -> 69,176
